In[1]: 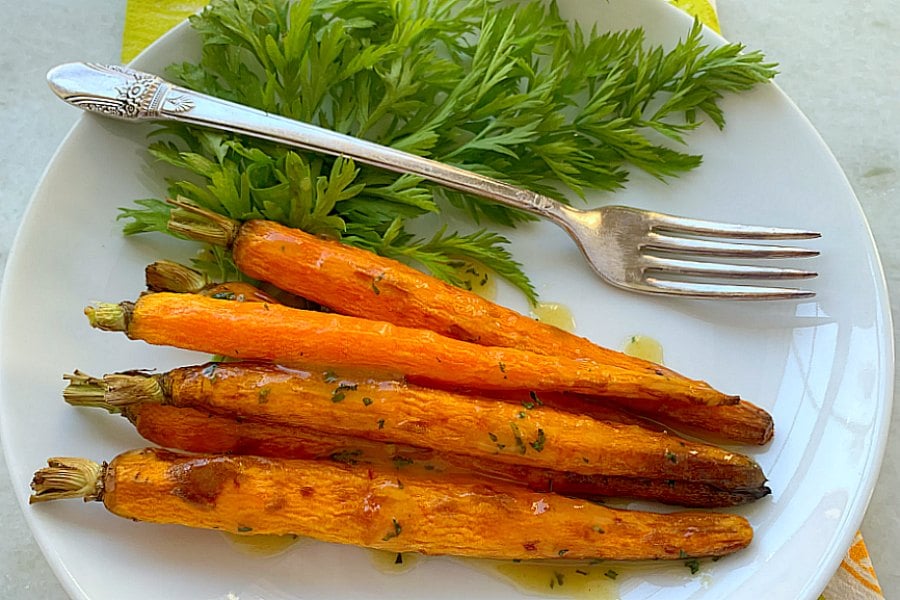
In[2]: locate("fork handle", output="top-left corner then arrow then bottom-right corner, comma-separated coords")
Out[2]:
47,62 -> 572,224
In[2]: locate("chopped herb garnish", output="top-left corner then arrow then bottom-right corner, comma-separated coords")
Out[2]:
392,456 -> 414,469
331,391 -> 346,403
394,553 -> 403,565
665,451 -> 678,463
509,422 -> 527,454
257,387 -> 271,404
202,363 -> 217,379
323,370 -> 338,383
488,432 -> 499,442
592,525 -> 605,534
237,525 -> 253,533
517,411 -> 526,419
211,291 -> 236,300
678,549 -> 689,559
498,362 -> 506,373
557,548 -> 569,557
604,569 -> 618,580
382,518 -> 402,541
377,419 -> 385,429
330,449 -> 364,465
575,569 -> 589,576
711,556 -> 721,562
529,428 -> 546,452
555,572 -> 565,586
362,396 -> 373,407
372,273 -> 384,295
685,559 -> 701,575
582,457 -> 590,463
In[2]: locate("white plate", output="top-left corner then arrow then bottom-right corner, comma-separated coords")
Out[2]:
1,1 -> 893,599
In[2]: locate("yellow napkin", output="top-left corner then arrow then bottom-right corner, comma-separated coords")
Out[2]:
121,2 -> 884,598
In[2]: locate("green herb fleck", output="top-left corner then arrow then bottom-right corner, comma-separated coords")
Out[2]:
678,549 -> 689,559
362,396 -> 373,406
509,422 -> 527,454
382,518 -> 402,541
685,559 -> 701,575
323,371 -> 338,383
330,449 -> 363,465
592,525 -> 605,534
371,273 -> 384,295
392,456 -> 414,469
517,411 -> 526,419
257,387 -> 271,404
604,569 -> 618,580
665,451 -> 678,463
498,362 -> 506,373
377,419 -> 385,429
331,391 -> 346,403
237,525 -> 253,533
575,569 -> 589,576
529,428 -> 546,452
488,432 -> 499,442
557,549 -> 569,557
394,553 -> 404,565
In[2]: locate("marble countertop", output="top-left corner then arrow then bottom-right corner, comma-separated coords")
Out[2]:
0,0 -> 897,597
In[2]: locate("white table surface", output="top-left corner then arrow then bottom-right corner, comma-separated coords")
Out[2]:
0,1 -> 897,598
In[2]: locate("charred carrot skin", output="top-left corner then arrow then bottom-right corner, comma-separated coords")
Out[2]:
82,361 -> 765,490
43,447 -> 753,560
87,293 -> 736,407
85,402 -> 767,508
528,391 -> 773,446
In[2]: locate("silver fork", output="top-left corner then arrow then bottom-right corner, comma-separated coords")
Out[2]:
47,62 -> 820,300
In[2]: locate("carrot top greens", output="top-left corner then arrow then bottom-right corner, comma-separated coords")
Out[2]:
119,0 -> 776,302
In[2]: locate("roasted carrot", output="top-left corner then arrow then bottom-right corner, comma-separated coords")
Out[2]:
63,388 -> 769,508
165,199 -> 736,406
63,362 -> 766,491
85,293 -> 736,408
30,448 -> 753,560
522,391 -> 772,446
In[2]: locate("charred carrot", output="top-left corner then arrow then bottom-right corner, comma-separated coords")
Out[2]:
63,384 -> 770,508
30,448 -> 753,560
63,362 -> 766,491
85,293 -> 736,408
165,199 -> 737,407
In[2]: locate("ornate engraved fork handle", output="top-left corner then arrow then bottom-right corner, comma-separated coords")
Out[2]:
47,62 -> 573,225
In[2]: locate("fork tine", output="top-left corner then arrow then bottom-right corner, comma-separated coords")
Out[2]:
649,212 -> 821,240
642,256 -> 817,280
643,277 -> 816,300
645,232 -> 820,258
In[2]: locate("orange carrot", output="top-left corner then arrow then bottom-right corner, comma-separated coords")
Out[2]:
30,448 -> 754,560
63,396 -> 769,508
165,201 -> 738,407
62,362 -> 766,491
85,293 -> 736,407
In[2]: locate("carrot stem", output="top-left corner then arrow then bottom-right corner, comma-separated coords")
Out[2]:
30,458 -> 105,504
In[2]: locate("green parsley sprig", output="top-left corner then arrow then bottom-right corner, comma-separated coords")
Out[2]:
120,0 -> 776,302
